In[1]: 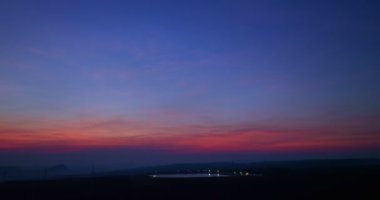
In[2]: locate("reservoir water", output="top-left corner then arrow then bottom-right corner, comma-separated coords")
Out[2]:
150,173 -> 229,178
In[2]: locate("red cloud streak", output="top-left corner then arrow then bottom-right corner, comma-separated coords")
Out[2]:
0,116 -> 379,153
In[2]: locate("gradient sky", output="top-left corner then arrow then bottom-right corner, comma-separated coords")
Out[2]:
0,0 -> 379,169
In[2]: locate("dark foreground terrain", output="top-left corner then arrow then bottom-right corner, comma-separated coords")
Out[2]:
0,165 -> 379,200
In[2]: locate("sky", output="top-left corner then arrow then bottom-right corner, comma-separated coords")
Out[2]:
0,0 -> 379,169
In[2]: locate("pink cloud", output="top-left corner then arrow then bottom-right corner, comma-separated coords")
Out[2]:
0,114 -> 379,154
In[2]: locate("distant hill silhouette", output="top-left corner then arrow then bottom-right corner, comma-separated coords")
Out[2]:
1,159 -> 379,200
105,158 -> 380,176
0,164 -> 71,181
1,158 -> 379,181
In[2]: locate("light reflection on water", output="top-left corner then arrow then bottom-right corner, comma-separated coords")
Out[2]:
150,173 -> 230,178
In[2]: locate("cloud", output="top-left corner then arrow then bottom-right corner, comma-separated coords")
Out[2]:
0,113 -> 379,155
0,84 -> 21,95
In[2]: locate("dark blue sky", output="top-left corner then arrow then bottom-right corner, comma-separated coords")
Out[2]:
0,0 -> 379,168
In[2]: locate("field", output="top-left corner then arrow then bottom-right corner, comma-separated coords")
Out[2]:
1,166 -> 378,200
